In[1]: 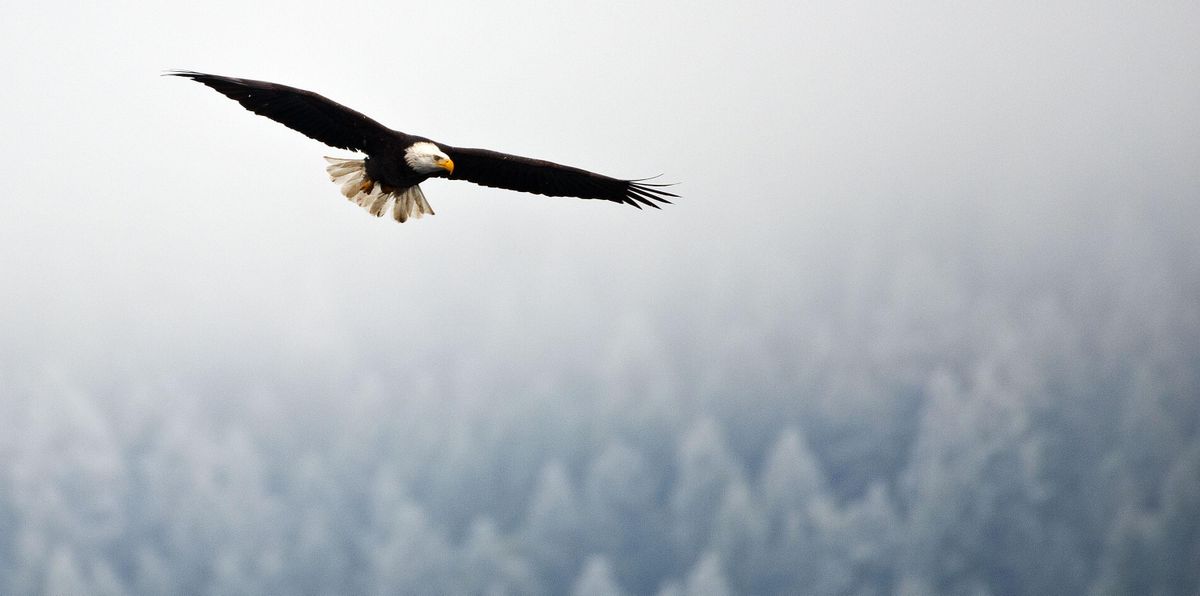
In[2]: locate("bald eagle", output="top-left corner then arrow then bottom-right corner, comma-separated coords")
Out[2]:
168,71 -> 676,222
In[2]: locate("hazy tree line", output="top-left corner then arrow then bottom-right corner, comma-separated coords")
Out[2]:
1,202 -> 1197,595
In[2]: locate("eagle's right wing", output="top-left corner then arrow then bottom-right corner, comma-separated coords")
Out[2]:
167,71 -> 394,152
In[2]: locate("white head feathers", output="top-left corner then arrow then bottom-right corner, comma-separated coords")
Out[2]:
404,141 -> 453,175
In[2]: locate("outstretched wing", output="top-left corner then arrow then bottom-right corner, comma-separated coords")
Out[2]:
441,146 -> 677,209
167,71 -> 394,152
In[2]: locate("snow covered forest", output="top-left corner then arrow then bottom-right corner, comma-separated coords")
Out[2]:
2,190 -> 1196,595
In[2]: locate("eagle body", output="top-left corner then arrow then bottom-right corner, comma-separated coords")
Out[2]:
363,138 -> 428,190
168,71 -> 675,222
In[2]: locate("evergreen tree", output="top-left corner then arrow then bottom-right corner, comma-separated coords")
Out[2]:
710,478 -> 766,592
584,442 -> 667,592
571,555 -> 627,596
455,518 -> 539,596
757,426 -> 832,593
44,547 -> 88,596
671,419 -> 744,568
522,461 -> 584,593
684,551 -> 733,596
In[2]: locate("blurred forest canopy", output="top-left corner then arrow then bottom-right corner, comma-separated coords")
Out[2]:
2,194 -> 1196,596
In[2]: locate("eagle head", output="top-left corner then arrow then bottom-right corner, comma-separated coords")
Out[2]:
405,141 -> 455,176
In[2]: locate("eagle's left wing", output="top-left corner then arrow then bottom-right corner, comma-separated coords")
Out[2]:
440,146 -> 676,209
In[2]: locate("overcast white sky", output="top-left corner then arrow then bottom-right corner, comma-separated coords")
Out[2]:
1,0 -> 1197,387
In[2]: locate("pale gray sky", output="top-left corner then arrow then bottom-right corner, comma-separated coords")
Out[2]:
1,0 -> 1197,380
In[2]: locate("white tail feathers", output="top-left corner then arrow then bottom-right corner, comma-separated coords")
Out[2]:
323,157 -> 434,223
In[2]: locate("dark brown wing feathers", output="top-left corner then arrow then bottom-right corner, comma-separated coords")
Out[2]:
442,146 -> 676,209
167,71 -> 392,152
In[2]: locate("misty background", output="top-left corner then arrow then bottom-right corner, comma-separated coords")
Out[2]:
2,1 -> 1198,594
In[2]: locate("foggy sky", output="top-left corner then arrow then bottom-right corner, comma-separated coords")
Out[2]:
2,1 -> 1197,388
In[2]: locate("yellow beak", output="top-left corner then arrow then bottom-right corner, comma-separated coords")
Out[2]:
437,157 -> 455,175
